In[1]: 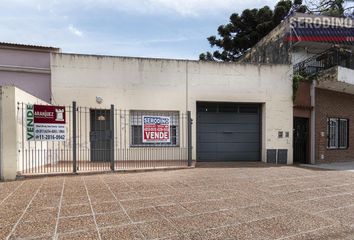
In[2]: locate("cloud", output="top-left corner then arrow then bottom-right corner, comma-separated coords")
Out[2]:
0,0 -> 279,59
68,24 -> 83,37
4,0 -> 278,17
88,0 -> 278,16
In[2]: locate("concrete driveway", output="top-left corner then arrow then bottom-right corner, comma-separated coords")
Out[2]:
1,162 -> 354,240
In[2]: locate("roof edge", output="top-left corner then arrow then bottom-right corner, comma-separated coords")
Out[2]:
0,42 -> 60,52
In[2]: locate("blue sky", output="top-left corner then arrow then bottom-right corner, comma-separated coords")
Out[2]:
0,0 -> 281,59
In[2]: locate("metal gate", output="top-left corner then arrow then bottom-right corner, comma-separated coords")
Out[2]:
293,117 -> 309,164
197,102 -> 261,162
17,102 -> 192,175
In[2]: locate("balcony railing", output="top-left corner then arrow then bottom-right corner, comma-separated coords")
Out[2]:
293,47 -> 354,77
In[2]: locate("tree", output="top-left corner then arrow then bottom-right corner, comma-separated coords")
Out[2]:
305,0 -> 354,17
199,0 -> 307,62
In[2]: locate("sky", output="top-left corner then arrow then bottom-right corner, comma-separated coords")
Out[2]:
0,0 -> 282,59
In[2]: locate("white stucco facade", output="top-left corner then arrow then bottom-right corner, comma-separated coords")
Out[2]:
0,86 -> 48,180
51,53 -> 293,164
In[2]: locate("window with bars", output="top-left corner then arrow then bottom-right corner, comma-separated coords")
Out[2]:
327,118 -> 349,149
130,111 -> 179,147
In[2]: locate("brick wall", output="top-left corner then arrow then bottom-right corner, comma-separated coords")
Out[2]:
294,81 -> 311,118
316,88 -> 354,163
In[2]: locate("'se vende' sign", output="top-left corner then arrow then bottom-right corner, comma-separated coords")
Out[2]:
142,116 -> 171,143
26,104 -> 66,141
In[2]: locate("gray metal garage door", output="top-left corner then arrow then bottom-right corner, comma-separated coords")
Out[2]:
197,102 -> 261,162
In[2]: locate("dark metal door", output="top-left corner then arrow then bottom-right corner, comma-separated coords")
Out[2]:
90,109 -> 111,162
197,102 -> 261,162
293,117 -> 309,164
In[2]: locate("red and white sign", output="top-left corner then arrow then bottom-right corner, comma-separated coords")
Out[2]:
27,104 -> 66,141
142,116 -> 171,143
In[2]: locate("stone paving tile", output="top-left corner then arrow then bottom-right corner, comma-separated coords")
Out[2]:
100,224 -> 144,240
0,225 -> 14,240
127,206 -> 163,223
2,164 -> 354,239
60,204 -> 92,217
30,197 -> 60,209
156,204 -> 191,218
92,201 -> 123,214
21,207 -> 57,223
57,230 -> 100,240
245,212 -> 335,239
285,193 -> 354,214
224,202 -> 291,224
137,189 -> 172,198
95,212 -> 131,227
285,224 -> 354,240
187,223 -> 270,240
120,198 -> 156,210
137,219 -> 179,239
58,215 -> 96,233
316,205 -> 354,225
222,223 -> 272,240
109,186 -> 133,194
120,196 -> 175,210
0,209 -> 23,227
88,194 -> 116,204
110,190 -> 140,200
61,195 -> 89,206
10,220 -> 55,239
181,199 -> 231,214
163,235 -> 191,240
170,211 -> 235,233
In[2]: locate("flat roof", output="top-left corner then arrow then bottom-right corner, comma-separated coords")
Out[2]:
0,42 -> 60,51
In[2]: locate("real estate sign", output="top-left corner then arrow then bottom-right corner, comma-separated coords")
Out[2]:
26,104 -> 66,141
142,116 -> 170,143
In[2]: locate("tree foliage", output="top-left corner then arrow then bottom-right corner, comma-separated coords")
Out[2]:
305,0 -> 354,17
199,0 -> 307,61
199,0 -> 353,62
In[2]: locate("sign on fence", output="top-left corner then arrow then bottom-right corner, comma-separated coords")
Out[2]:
26,104 -> 66,141
142,116 -> 170,143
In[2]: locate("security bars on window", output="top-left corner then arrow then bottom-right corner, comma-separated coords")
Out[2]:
130,110 -> 180,147
327,118 -> 349,149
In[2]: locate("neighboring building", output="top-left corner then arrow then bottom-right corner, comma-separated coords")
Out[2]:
0,42 -> 60,102
242,13 -> 354,164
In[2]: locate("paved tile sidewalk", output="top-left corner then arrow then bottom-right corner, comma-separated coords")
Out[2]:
1,163 -> 354,239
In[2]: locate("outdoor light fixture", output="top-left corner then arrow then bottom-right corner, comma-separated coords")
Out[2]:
96,96 -> 103,104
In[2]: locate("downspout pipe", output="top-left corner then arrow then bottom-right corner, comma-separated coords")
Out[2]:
310,80 -> 316,164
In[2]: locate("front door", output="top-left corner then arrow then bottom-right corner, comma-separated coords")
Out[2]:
90,109 -> 111,162
293,117 -> 309,164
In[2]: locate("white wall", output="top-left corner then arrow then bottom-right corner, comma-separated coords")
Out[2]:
51,53 -> 293,164
338,66 -> 354,85
292,48 -> 316,65
0,86 -> 48,180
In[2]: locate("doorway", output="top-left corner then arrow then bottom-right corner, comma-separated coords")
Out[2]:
197,102 -> 261,162
90,109 -> 111,162
293,117 -> 309,164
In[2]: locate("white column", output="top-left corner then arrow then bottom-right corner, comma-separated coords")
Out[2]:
1,86 -> 18,180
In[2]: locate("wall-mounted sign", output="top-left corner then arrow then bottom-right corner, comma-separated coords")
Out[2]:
26,104 -> 66,141
142,116 -> 170,143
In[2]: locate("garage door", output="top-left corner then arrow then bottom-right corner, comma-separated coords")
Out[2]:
197,102 -> 261,162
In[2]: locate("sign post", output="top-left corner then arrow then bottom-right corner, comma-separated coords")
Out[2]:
26,104 -> 66,141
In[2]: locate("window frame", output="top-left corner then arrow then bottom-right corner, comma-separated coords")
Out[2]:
327,117 -> 349,150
